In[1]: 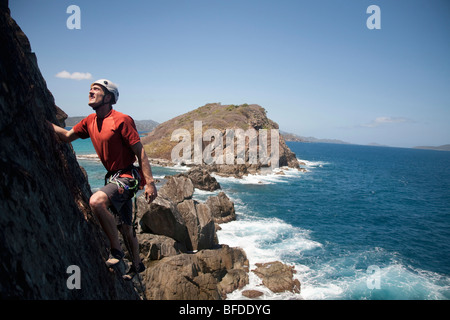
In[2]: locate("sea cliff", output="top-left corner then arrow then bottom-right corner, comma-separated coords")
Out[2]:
0,2 -> 137,299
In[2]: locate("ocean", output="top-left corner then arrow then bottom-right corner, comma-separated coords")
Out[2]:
72,138 -> 450,300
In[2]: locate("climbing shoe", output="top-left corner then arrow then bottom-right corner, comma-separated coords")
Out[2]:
123,261 -> 146,281
133,261 -> 146,273
106,248 -> 124,267
127,261 -> 145,274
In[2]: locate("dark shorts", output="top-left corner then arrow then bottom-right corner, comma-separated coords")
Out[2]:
101,177 -> 137,226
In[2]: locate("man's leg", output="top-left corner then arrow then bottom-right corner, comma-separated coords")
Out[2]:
119,224 -> 141,267
89,191 -> 122,253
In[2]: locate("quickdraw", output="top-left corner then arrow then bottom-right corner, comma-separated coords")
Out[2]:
108,171 -> 139,194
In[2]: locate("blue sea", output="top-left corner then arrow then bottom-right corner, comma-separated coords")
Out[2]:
72,138 -> 450,300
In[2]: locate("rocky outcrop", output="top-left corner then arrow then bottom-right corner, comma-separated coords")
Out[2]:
206,192 -> 236,224
137,192 -> 192,249
133,170 -> 250,299
158,174 -> 195,203
137,170 -> 239,253
0,3 -> 138,299
137,175 -> 217,251
141,103 -> 300,176
242,289 -> 264,298
137,233 -> 187,262
143,245 -> 249,300
177,199 -> 216,251
252,261 -> 301,294
176,167 -> 221,191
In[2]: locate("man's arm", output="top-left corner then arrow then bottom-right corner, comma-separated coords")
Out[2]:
47,121 -> 80,143
131,141 -> 157,204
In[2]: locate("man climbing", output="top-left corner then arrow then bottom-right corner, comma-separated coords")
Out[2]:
49,79 -> 157,274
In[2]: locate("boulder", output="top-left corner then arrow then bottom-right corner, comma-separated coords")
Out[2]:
137,195 -> 192,250
137,233 -> 187,262
208,163 -> 250,179
142,245 -> 249,300
252,261 -> 301,294
178,167 -> 221,191
177,200 -> 217,251
217,269 -> 248,298
206,192 -> 236,224
143,254 -> 219,300
158,175 -> 194,203
195,244 -> 249,273
137,174 -> 218,251
242,290 -> 264,299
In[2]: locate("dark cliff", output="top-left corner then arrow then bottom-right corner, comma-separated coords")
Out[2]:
0,2 -> 138,299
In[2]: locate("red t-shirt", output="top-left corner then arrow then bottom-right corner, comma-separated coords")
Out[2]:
73,109 -> 141,177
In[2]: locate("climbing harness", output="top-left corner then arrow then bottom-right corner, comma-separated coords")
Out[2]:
105,164 -> 142,235
105,164 -> 141,193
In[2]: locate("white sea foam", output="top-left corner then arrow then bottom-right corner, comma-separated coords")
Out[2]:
218,205 -> 450,300
193,188 -> 218,196
169,163 -> 191,171
297,158 -> 329,168
192,188 -> 220,203
216,215 -> 323,300
76,154 -> 101,161
209,161 -> 328,299
212,167 -> 304,186
294,251 -> 450,300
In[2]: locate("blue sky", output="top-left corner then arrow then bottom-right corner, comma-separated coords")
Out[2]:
9,0 -> 450,147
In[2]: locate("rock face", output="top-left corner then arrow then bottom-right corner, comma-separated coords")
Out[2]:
0,3 -> 138,299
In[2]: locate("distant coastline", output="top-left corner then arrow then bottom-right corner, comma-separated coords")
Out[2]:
281,130 -> 450,152
280,131 -> 351,145
413,144 -> 450,152
65,116 -> 159,132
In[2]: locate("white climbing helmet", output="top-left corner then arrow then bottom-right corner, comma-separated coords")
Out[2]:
92,79 -> 119,104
